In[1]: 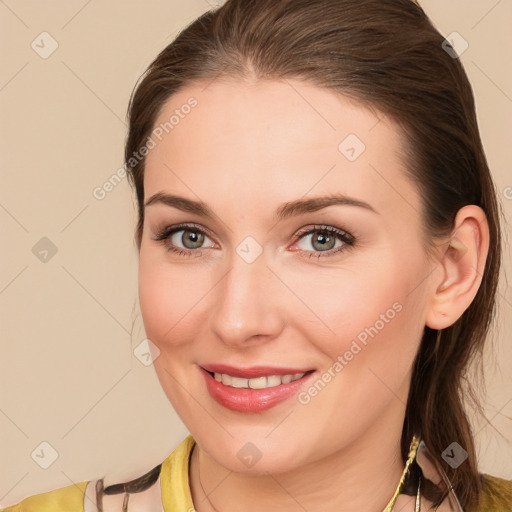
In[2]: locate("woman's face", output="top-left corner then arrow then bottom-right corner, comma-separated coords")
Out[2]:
138,78 -> 438,473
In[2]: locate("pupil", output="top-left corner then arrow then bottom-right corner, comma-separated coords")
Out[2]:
314,232 -> 334,251
184,230 -> 203,248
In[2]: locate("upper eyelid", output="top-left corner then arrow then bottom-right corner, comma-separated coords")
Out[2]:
159,222 -> 216,239
158,222 -> 349,236
295,224 -> 352,237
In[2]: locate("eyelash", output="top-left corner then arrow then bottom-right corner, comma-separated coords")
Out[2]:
152,223 -> 356,259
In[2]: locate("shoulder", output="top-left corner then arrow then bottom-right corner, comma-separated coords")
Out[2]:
0,435 -> 196,512
0,480 -> 89,512
0,476 -> 163,512
467,473 -> 512,512
92,435 -> 195,512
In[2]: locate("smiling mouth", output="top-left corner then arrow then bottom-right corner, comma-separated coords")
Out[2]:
204,369 -> 315,389
200,366 -> 317,412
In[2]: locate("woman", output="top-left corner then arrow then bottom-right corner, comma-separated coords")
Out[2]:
2,0 -> 511,510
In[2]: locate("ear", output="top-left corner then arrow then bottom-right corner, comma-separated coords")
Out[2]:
425,205 -> 490,330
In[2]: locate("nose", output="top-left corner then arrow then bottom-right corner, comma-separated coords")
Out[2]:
208,249 -> 285,348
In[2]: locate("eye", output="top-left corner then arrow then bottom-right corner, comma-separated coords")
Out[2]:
152,223 -> 215,257
292,225 -> 355,259
152,222 -> 355,259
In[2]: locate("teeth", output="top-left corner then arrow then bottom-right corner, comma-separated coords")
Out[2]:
231,376 -> 249,387
266,375 -> 281,387
213,372 -> 306,389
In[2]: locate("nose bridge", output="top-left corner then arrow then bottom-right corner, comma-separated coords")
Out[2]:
208,245 -> 284,345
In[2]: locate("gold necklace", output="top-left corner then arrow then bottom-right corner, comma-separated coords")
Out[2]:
382,435 -> 422,512
196,435 -> 421,512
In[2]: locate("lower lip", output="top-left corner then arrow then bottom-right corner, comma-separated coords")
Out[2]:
200,368 -> 316,412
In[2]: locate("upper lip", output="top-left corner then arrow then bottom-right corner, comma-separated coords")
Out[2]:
200,364 -> 315,379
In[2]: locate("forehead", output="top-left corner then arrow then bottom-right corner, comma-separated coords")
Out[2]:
143,78 -> 421,221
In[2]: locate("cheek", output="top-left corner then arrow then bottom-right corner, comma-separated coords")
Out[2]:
288,262 -> 427,440
137,252 -> 205,406
138,250 -> 205,348
286,251 -> 427,370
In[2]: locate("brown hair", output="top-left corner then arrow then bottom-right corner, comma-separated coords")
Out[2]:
111,0 -> 504,509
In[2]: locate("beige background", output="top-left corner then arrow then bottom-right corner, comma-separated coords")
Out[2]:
1,0 -> 511,506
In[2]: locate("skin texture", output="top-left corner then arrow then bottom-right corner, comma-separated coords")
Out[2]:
137,78 -> 489,512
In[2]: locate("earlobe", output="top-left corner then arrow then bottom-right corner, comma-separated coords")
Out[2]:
425,205 -> 490,330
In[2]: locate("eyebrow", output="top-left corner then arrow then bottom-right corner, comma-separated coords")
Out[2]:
144,192 -> 378,221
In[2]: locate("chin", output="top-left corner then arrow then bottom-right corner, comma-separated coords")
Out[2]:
197,432 -> 308,475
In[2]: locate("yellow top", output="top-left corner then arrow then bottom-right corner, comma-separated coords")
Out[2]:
0,481 -> 90,512
0,436 -> 195,512
161,434 -> 195,511
1,434 -> 511,512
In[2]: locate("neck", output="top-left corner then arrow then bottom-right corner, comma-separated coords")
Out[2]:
189,395 -> 410,512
